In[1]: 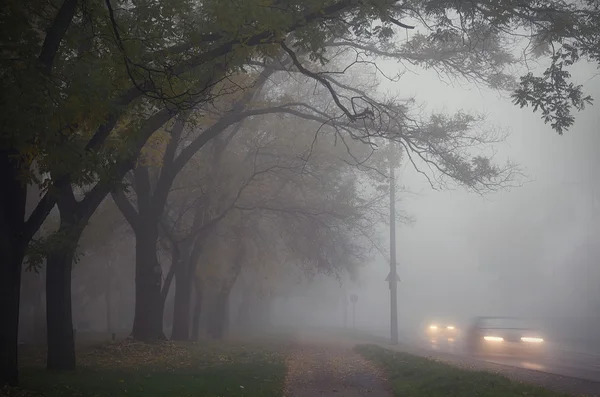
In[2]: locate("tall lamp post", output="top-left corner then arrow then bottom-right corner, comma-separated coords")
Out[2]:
388,144 -> 399,345
350,293 -> 358,330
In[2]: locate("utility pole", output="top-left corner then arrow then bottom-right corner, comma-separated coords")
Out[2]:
389,146 -> 399,345
587,182 -> 596,303
350,294 -> 358,330
342,288 -> 348,328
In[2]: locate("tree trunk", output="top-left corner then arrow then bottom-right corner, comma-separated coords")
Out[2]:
207,290 -> 230,339
0,150 -> 27,386
171,251 -> 192,341
33,271 -> 46,344
257,297 -> 271,328
131,226 -> 165,340
171,234 -> 205,341
105,280 -> 112,335
104,260 -> 113,335
0,252 -> 24,386
207,248 -> 244,339
236,295 -> 252,330
237,293 -> 271,333
191,280 -> 203,341
45,235 -> 78,370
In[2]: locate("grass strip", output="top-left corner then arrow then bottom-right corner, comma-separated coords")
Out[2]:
355,344 -> 567,397
4,340 -> 287,397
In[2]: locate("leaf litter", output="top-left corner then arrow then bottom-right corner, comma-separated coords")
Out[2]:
283,333 -> 392,397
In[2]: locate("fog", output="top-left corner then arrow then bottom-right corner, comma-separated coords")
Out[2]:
14,16 -> 600,361
263,61 -> 600,349
9,2 -> 600,394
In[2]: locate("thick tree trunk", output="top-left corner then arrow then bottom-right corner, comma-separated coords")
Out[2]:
236,295 -> 252,329
131,226 -> 165,340
105,260 -> 113,335
105,284 -> 112,335
45,190 -> 88,371
0,252 -> 24,386
207,248 -> 244,339
191,280 -> 203,341
33,271 -> 46,344
171,252 -> 192,341
257,298 -> 271,328
207,290 -> 230,339
0,150 -> 27,386
45,237 -> 78,370
237,293 -> 271,332
171,235 -> 204,341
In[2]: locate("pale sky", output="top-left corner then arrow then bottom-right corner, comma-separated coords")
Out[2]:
350,56 -> 600,331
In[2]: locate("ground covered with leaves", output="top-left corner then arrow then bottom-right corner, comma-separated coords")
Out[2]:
5,334 -> 588,397
355,344 -> 568,397
283,339 -> 391,397
3,339 -> 287,397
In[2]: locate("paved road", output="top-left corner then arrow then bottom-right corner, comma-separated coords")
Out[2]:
393,334 -> 600,396
481,354 -> 600,383
354,327 -> 600,395
363,326 -> 600,383
418,335 -> 600,383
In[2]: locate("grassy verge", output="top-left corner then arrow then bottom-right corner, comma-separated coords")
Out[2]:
4,339 -> 287,397
355,344 -> 567,397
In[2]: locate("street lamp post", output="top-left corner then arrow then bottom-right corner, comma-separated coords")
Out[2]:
389,146 -> 399,345
342,289 -> 348,328
350,294 -> 358,330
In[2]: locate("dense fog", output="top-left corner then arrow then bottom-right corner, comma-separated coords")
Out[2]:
16,58 -> 600,353
5,4 -> 600,390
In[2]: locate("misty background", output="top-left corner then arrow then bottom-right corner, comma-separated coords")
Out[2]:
346,61 -> 600,338
271,60 -> 600,342
14,17 -> 600,353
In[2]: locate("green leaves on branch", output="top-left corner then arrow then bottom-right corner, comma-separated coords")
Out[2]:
512,47 -> 594,135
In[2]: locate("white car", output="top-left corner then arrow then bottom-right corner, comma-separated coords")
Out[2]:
466,316 -> 545,358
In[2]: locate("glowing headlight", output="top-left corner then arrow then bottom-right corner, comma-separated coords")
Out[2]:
429,325 -> 438,330
521,337 -> 544,343
447,325 -> 455,330
483,336 -> 504,342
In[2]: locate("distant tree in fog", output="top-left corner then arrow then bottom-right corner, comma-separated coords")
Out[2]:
158,95 -> 389,340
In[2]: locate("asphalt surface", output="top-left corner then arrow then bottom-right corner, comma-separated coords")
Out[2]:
420,336 -> 600,382
390,334 -> 600,396
287,327 -> 600,395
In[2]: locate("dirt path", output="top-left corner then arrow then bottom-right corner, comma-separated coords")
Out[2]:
283,332 -> 392,397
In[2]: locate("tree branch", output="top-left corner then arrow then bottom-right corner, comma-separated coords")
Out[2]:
161,246 -> 178,304
38,0 -> 78,74
171,64 -> 278,173
280,41 -> 373,122
151,114 -> 186,215
133,166 -> 152,214
111,189 -> 140,232
388,16 -> 415,30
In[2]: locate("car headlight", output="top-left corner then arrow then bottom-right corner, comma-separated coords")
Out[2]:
447,325 -> 455,330
483,336 -> 504,342
521,337 -> 544,343
429,325 -> 438,330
